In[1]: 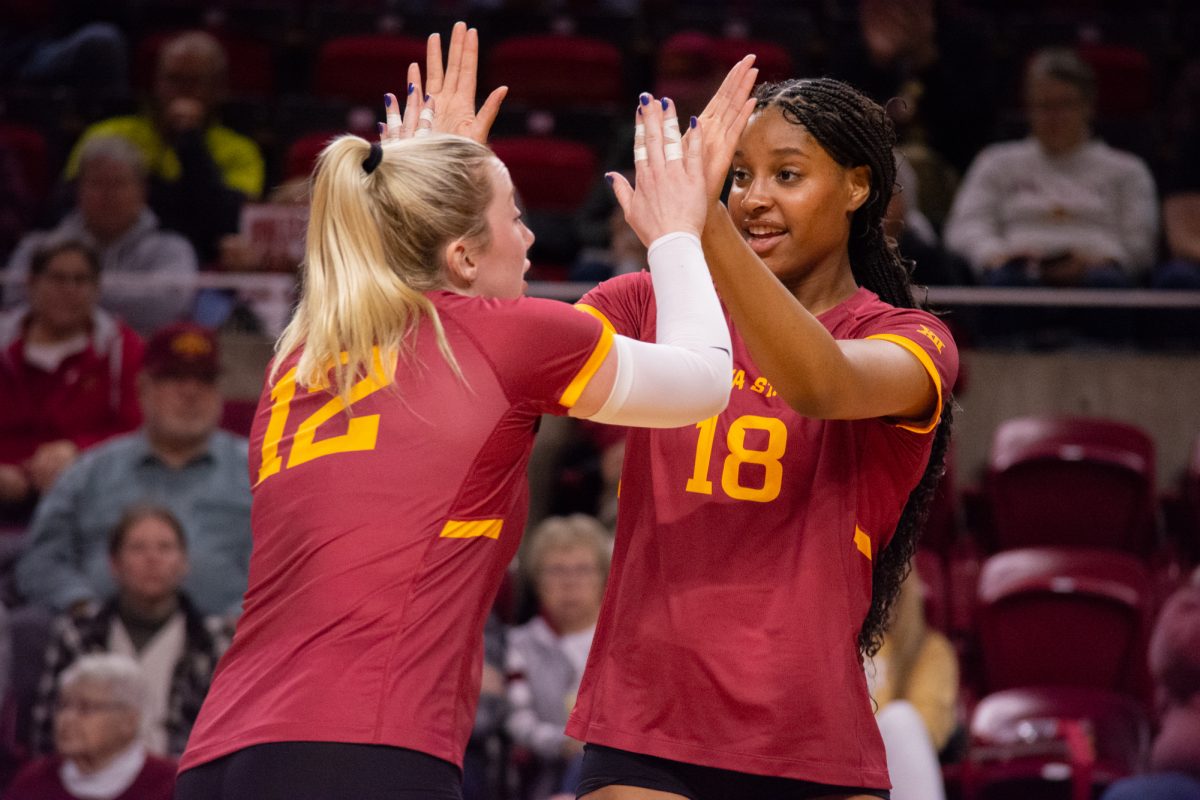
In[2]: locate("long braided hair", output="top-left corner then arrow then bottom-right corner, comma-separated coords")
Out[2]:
754,78 -> 955,659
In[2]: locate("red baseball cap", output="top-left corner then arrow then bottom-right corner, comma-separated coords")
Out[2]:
143,322 -> 220,381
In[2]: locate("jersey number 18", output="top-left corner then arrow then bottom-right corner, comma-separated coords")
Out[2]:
685,415 -> 787,503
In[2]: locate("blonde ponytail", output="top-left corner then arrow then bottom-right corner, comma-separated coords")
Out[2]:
273,134 -> 496,404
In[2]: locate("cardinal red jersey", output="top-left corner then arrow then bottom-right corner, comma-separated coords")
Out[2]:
566,274 -> 957,789
180,291 -> 612,772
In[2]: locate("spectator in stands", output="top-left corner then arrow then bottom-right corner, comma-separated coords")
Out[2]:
30,505 -> 232,759
1158,128 -> 1200,290
0,238 -> 143,518
15,322 -> 252,618
1100,567 -> 1200,799
887,152 -> 963,286
827,0 -> 998,178
2,653 -> 176,800
866,571 -> 958,800
944,48 -> 1158,288
62,31 -> 265,264
507,515 -> 610,800
6,136 -> 198,335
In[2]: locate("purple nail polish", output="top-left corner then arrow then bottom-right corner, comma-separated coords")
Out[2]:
407,83 -> 414,95
424,94 -> 430,102
605,174 -> 614,186
661,97 -> 669,110
690,116 -> 697,129
378,122 -> 386,135
639,93 -> 650,106
384,94 -> 392,108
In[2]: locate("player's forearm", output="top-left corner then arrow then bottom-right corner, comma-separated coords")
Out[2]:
701,202 -> 857,418
584,233 -> 731,428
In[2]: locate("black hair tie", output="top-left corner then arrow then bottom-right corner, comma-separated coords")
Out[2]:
362,141 -> 384,174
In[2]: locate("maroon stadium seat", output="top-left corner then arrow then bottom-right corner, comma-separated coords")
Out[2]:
488,136 -> 598,213
986,416 -> 1156,556
652,32 -> 793,123
487,35 -> 623,110
976,547 -> 1152,700
961,685 -> 1151,800
283,130 -> 340,181
708,38 -> 793,85
1076,44 -> 1154,119
914,548 -> 949,633
314,34 -> 426,106
0,122 -> 49,216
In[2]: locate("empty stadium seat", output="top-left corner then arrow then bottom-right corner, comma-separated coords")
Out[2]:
1076,44 -> 1154,119
657,31 -> 795,92
486,35 -> 623,111
283,130 -> 340,181
314,34 -> 427,106
914,548 -> 950,633
976,547 -> 1152,700
986,416 -> 1156,557
489,136 -> 598,213
0,122 -> 49,217
961,685 -> 1151,800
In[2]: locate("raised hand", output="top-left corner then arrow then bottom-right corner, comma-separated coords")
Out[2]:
379,62 -> 425,142
377,22 -> 507,145
686,55 -> 759,203
609,94 -> 707,245
423,22 -> 507,143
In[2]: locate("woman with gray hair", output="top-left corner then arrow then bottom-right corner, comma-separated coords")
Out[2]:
944,47 -> 1158,289
4,134 -> 198,335
3,653 -> 176,800
508,515 -> 612,799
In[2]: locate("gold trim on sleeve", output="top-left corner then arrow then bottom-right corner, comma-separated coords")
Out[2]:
558,318 -> 615,408
865,333 -> 944,434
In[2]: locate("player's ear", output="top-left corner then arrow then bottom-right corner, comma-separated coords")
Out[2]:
845,165 -> 871,214
443,237 -> 477,291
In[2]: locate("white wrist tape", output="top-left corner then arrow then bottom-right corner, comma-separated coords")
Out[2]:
587,233 -> 732,428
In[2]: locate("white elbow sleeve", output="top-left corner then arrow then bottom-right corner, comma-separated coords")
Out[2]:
586,233 -> 732,428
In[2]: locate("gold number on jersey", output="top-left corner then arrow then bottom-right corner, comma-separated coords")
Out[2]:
256,365 -> 388,485
686,414 -> 787,503
685,416 -> 719,494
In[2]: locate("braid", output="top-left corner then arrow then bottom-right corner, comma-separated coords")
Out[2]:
755,78 -> 955,658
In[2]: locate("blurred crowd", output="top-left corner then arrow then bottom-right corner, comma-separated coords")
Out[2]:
0,0 -> 1198,798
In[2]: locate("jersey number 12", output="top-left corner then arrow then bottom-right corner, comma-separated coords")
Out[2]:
257,366 -> 387,485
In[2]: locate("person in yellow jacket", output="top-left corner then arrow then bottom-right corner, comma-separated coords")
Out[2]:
64,31 -> 263,264
867,570 -> 961,800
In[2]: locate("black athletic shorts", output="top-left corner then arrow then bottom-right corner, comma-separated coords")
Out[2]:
174,741 -> 462,800
575,744 -> 890,800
